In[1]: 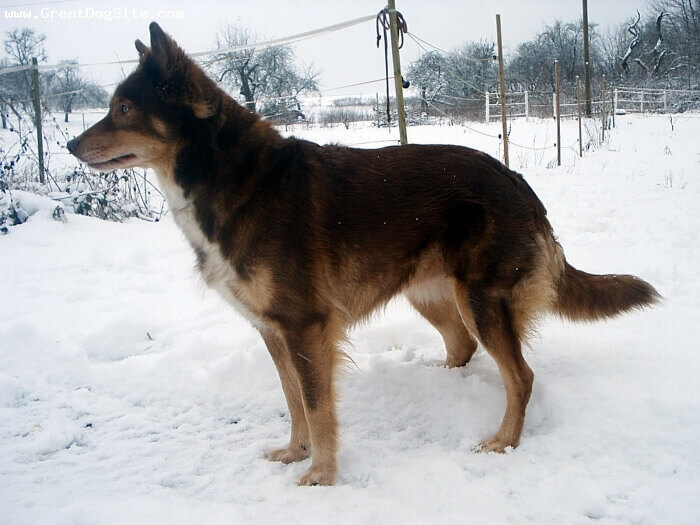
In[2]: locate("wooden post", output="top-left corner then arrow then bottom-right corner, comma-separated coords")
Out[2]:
614,88 -> 618,115
496,14 -> 509,168
640,91 -> 645,113
485,91 -> 490,123
31,57 -> 45,184
555,60 -> 561,166
82,112 -> 86,131
583,0 -> 592,117
388,0 -> 408,145
576,75 -> 583,157
601,74 -> 606,141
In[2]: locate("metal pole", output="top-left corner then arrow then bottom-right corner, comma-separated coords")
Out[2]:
576,75 -> 583,157
496,14 -> 509,168
388,0 -> 408,145
555,60 -> 561,166
31,57 -> 45,184
583,0 -> 592,117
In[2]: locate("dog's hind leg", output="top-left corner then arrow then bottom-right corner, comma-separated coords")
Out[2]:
260,328 -> 311,463
454,282 -> 534,452
282,321 -> 340,486
407,296 -> 478,368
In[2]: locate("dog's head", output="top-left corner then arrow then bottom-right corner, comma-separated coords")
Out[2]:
67,22 -> 221,172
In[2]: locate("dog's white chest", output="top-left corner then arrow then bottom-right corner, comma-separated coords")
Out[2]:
161,181 -> 263,327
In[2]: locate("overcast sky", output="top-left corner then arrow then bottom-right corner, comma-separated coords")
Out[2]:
1,0 -> 650,96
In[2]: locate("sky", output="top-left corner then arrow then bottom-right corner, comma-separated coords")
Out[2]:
0,0 -> 650,97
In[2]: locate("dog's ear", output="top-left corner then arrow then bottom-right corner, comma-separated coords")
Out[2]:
134,39 -> 149,63
146,22 -> 219,119
148,22 -> 178,71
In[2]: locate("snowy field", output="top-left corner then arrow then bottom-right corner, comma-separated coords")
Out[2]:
1,114 -> 699,524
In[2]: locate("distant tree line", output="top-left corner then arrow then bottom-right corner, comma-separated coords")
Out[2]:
408,0 -> 699,102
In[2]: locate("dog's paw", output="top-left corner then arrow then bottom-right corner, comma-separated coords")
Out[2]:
475,435 -> 517,453
266,445 -> 310,464
444,357 -> 469,368
297,465 -> 336,486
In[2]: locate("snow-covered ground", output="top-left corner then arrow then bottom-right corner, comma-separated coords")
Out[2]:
1,114 -> 699,524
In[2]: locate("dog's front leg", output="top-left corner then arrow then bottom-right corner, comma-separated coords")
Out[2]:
260,328 -> 311,464
282,322 -> 339,486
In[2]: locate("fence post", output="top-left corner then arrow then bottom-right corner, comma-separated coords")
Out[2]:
614,88 -> 618,115
496,14 -> 509,168
31,57 -> 45,184
555,60 -> 561,167
576,75 -> 583,157
601,74 -> 606,142
485,91 -> 490,123
524,90 -> 529,119
663,89 -> 668,113
388,0 -> 408,145
610,89 -> 615,128
640,91 -> 645,113
376,92 -> 380,127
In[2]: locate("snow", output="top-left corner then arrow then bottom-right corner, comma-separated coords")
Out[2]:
1,114 -> 699,524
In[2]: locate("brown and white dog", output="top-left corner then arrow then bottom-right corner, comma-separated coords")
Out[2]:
67,23 -> 660,486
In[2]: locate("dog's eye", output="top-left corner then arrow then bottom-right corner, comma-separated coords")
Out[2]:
121,104 -> 130,114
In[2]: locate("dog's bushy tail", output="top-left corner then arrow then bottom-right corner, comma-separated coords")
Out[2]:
555,262 -> 661,322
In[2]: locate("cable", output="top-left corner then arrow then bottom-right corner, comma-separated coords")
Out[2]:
407,32 -> 493,63
406,33 -> 487,95
0,0 -> 74,7
0,13 -> 377,76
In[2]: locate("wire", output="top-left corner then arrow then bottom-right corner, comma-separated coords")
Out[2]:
407,32 -> 493,63
406,33 -> 488,95
0,13 -> 377,76
5,82 -> 120,104
198,13 -> 376,61
0,0 -> 74,7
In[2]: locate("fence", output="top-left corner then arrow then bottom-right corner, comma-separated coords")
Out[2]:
613,87 -> 700,114
485,91 -> 528,122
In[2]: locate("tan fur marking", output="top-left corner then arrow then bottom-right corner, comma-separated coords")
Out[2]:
149,116 -> 170,137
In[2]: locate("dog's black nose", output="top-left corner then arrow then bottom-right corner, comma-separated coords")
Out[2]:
66,138 -> 79,154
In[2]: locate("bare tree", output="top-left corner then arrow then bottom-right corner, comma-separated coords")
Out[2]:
619,11 -> 671,77
647,0 -> 700,86
205,23 -> 319,117
508,20 -> 602,92
2,28 -> 47,110
45,61 -> 108,122
407,41 -> 497,104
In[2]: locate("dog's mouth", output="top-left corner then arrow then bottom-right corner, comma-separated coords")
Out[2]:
87,153 -> 137,171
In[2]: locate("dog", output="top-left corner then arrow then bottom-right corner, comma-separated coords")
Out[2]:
67,22 -> 660,486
